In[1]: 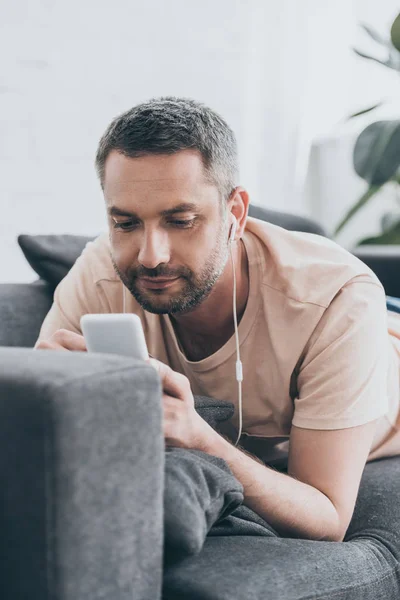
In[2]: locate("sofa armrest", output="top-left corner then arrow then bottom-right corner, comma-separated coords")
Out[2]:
351,245 -> 400,298
0,347 -> 164,600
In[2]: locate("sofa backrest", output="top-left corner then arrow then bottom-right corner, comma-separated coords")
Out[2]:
0,281 -> 53,348
247,205 -> 327,236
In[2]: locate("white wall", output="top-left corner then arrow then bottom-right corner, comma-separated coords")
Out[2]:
1,0 -> 261,282
1,0 -> 400,282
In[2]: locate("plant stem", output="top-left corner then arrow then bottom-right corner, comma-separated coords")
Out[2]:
333,184 -> 381,237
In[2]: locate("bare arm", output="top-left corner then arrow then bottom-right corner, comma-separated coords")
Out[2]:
201,419 -> 378,542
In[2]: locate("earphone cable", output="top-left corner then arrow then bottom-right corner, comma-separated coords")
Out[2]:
231,243 -> 243,447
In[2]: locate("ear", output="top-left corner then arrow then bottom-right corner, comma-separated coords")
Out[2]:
227,187 -> 249,240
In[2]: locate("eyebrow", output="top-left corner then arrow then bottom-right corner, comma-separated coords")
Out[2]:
107,202 -> 200,218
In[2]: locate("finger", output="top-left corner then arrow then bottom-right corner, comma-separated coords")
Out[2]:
34,340 -> 70,351
148,358 -> 190,400
162,393 -> 186,442
53,329 -> 87,351
163,393 -> 185,413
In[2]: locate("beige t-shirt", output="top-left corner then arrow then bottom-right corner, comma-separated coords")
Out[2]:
37,216 -> 400,465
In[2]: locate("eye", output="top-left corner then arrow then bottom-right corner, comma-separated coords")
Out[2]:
113,219 -> 196,230
171,219 -> 196,228
113,220 -> 136,230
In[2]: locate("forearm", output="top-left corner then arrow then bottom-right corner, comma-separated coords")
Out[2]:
202,431 -> 342,542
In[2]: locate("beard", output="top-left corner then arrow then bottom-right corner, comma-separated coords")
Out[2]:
111,219 -> 231,315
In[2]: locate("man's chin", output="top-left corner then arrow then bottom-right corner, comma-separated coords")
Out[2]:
127,276 -> 215,315
139,304 -> 174,315
127,285 -> 181,314
129,289 -> 201,316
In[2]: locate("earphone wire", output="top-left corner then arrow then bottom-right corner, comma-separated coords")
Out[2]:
230,239 -> 243,447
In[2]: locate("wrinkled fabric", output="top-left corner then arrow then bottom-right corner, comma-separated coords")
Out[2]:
163,397 -> 277,567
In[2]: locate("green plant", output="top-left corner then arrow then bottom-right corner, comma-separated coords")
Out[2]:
333,12 -> 400,245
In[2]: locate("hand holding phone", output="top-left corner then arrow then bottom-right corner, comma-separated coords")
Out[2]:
35,329 -> 87,352
80,313 -> 149,361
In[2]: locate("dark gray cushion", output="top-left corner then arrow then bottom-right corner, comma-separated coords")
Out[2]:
17,234 -> 96,287
352,246 -> 400,298
193,396 -> 234,430
247,204 -> 327,236
163,448 -> 244,565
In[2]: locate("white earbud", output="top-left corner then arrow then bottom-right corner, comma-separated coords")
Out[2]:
229,218 -> 237,243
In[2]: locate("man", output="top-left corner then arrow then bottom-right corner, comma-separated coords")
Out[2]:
35,96 -> 400,542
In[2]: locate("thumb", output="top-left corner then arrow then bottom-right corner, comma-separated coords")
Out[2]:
147,357 -> 171,388
146,357 -> 188,400
147,357 -> 168,380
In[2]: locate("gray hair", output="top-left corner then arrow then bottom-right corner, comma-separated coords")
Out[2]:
95,96 -> 239,208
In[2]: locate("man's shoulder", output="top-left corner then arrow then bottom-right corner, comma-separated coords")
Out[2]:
75,231 -> 119,284
245,216 -> 383,308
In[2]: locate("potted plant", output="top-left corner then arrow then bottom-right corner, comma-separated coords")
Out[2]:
333,12 -> 400,245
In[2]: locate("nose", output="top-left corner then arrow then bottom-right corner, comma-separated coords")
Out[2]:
137,227 -> 171,269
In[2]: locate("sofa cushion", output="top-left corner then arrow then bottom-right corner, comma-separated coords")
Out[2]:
17,234 -> 96,287
163,456 -> 400,599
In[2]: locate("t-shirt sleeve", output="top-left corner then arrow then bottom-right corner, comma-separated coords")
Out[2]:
292,277 -> 390,430
35,244 -> 107,344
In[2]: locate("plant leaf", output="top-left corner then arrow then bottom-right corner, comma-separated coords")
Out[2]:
357,220 -> 400,245
347,102 -> 384,119
387,44 -> 400,71
390,12 -> 400,52
381,211 -> 400,232
333,184 -> 381,237
360,23 -> 389,46
353,120 -> 400,185
352,48 -> 399,70
353,48 -> 385,63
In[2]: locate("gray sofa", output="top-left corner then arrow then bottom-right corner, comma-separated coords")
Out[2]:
1,206 -> 400,599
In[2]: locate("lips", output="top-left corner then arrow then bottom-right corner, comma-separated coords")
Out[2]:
141,277 -> 178,283
141,276 -> 180,289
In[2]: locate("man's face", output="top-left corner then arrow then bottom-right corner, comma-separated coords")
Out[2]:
104,149 -> 231,315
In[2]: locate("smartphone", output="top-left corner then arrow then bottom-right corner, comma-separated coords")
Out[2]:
80,313 -> 149,361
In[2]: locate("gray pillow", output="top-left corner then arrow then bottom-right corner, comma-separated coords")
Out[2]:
164,396 -> 278,567
194,395 -> 234,429
164,447 -> 244,564
18,234 -> 96,287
